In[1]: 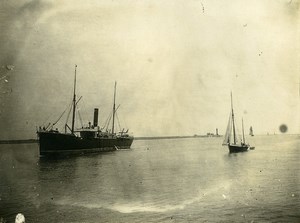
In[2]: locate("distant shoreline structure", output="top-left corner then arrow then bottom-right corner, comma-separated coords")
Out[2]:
135,135 -> 222,140
0,139 -> 37,144
0,133 -> 296,144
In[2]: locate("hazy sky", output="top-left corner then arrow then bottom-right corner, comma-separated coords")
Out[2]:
0,0 -> 299,139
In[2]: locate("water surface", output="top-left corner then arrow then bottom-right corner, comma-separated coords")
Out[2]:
0,135 -> 299,222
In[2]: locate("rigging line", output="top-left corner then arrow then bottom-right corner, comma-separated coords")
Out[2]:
75,96 -> 83,126
53,103 -> 71,126
222,111 -> 232,145
102,112 -> 109,130
42,113 -> 52,127
75,110 -> 79,129
102,105 -> 120,131
115,104 -> 120,112
119,111 -> 128,130
235,117 -> 243,142
116,112 -> 121,132
107,104 -> 120,130
80,97 -> 89,125
45,122 -> 51,130
65,101 -> 73,126
78,110 -> 83,128
101,113 -> 109,131
76,96 -> 82,106
105,112 -> 113,131
42,103 -> 66,126
41,82 -> 67,127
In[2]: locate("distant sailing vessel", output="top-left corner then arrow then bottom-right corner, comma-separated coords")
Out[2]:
37,65 -> 134,156
222,93 -> 251,153
249,126 -> 254,136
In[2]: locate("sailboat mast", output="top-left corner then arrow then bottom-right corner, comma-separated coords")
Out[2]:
231,92 -> 237,144
112,81 -> 117,135
71,65 -> 77,134
242,118 -> 245,144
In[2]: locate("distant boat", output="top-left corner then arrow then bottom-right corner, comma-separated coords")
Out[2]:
249,126 -> 254,136
37,65 -> 134,156
222,92 -> 251,153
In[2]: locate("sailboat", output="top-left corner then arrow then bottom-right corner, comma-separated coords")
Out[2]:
249,126 -> 254,136
37,65 -> 134,156
222,92 -> 250,153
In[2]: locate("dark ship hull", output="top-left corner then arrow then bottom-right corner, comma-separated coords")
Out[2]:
37,67 -> 134,157
38,131 -> 134,156
228,144 -> 249,153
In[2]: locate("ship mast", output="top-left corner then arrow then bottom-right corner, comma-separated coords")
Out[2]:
231,92 -> 237,144
71,65 -> 77,134
112,81 -> 117,135
242,118 -> 245,144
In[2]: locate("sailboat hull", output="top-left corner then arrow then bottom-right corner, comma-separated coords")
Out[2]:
228,144 -> 249,153
38,131 -> 134,156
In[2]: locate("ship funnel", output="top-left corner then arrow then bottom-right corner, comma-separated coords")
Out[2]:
93,108 -> 99,127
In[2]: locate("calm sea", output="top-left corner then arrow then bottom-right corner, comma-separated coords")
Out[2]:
0,135 -> 299,222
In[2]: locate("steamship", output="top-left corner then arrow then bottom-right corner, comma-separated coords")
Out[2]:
37,65 -> 134,156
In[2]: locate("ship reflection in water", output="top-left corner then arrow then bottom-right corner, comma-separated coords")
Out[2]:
0,135 -> 299,222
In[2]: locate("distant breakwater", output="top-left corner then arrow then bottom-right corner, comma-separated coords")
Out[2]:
134,135 -> 222,140
0,139 -> 38,144
0,135 -> 222,144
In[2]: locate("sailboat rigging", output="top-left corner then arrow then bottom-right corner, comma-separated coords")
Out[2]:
222,92 -> 251,153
